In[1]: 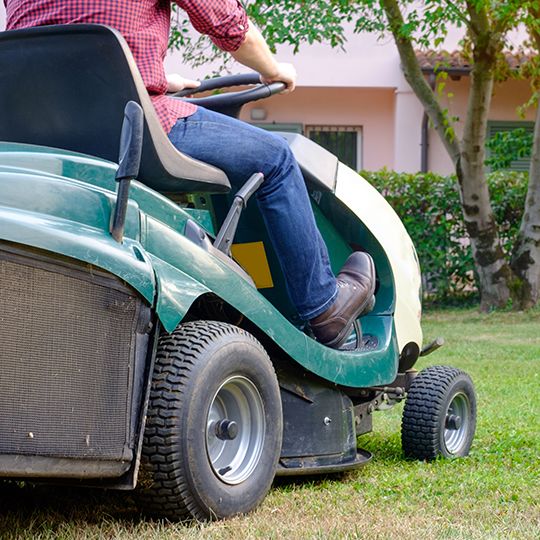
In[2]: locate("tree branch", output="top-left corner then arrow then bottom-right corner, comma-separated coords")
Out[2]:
465,0 -> 490,37
379,0 -> 461,163
527,5 -> 540,51
442,0 -> 472,29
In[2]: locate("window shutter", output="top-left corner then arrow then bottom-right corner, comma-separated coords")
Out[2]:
306,126 -> 362,170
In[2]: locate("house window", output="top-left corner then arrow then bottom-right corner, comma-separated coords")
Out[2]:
487,121 -> 535,172
306,126 -> 362,170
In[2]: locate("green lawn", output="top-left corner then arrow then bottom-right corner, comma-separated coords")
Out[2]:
1,309 -> 538,540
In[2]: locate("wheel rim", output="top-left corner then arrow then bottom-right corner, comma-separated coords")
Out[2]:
443,392 -> 471,455
206,375 -> 265,485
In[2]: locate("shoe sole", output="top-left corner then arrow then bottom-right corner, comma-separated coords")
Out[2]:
323,255 -> 377,349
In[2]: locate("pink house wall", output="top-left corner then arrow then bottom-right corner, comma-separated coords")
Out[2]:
427,77 -> 537,175
239,88 -> 396,171
248,77 -> 536,174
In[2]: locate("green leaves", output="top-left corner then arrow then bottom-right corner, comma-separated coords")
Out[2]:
247,0 -> 356,53
485,128 -> 533,171
169,1 -> 357,72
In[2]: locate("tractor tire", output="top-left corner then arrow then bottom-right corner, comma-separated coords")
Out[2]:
137,320 -> 282,521
401,365 -> 476,460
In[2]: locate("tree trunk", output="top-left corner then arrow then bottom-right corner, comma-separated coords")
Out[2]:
457,57 -> 513,310
380,0 -> 514,309
510,96 -> 540,308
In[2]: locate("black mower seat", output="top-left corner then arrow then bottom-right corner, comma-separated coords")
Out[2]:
0,24 -> 230,194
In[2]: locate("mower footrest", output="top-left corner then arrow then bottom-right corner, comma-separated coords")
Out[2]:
276,449 -> 372,476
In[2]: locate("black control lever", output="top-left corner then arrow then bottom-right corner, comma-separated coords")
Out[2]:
214,172 -> 265,255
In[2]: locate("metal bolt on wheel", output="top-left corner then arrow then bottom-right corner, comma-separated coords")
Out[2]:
206,376 -> 265,484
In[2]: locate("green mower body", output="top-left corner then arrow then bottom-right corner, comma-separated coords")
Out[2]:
0,23 -> 476,521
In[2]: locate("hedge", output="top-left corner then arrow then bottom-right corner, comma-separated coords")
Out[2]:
361,169 -> 528,304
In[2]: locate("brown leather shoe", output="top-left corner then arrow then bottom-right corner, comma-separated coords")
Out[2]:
309,252 -> 376,348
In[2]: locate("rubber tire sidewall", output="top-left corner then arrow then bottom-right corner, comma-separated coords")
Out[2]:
178,337 -> 282,520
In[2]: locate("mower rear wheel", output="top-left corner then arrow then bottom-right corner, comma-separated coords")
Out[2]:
138,320 -> 282,521
401,365 -> 476,460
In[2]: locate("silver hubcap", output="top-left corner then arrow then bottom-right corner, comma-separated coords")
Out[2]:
206,376 -> 265,485
443,392 -> 471,454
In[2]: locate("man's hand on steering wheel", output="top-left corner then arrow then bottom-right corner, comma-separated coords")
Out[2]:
170,72 -> 289,118
166,73 -> 201,94
260,62 -> 297,94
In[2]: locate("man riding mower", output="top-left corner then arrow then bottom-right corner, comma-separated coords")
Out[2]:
0,0 -> 477,522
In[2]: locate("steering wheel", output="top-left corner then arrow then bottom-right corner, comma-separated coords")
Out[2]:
171,73 -> 286,118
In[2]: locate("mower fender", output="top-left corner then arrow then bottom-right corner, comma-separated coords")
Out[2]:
148,254 -> 210,333
144,217 -> 399,388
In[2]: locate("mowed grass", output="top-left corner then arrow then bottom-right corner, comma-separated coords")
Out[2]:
0,308 -> 538,540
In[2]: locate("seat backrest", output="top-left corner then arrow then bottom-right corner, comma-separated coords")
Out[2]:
0,24 -> 230,193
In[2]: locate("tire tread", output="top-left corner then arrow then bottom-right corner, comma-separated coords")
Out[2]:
401,365 -> 474,460
138,320 -> 270,521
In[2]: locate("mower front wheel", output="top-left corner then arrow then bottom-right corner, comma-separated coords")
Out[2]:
138,320 -> 282,521
401,365 -> 476,460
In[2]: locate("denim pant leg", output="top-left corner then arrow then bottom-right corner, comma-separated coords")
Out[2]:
168,107 -> 337,320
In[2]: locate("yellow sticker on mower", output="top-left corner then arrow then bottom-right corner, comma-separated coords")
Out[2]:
231,241 -> 274,289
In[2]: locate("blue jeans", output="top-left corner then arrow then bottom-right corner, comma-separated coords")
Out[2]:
168,107 -> 337,320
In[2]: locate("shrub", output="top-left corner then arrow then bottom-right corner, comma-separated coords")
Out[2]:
361,169 -> 528,305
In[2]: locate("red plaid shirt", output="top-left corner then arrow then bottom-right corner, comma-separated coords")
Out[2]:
4,0 -> 248,133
